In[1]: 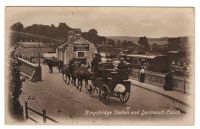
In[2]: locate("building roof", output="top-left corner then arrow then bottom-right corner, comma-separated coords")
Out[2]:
168,51 -> 180,54
57,37 -> 94,50
18,42 -> 52,48
126,54 -> 166,59
57,42 -> 68,49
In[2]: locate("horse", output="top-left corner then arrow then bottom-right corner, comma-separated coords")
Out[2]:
62,65 -> 71,84
44,58 -> 63,73
75,66 -> 93,92
57,61 -> 64,73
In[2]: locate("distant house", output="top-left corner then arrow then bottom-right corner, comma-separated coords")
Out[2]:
56,29 -> 97,65
15,41 -> 55,60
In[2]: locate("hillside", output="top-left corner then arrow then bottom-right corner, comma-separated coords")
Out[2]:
10,31 -> 64,47
107,36 -> 169,45
107,36 -> 139,44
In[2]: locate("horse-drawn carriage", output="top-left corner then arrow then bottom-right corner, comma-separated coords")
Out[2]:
88,61 -> 132,104
61,57 -> 132,105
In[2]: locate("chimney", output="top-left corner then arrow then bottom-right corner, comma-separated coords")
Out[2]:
74,28 -> 81,39
68,28 -> 81,42
68,31 -> 75,42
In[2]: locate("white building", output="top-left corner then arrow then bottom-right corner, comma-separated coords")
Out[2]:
56,29 -> 97,65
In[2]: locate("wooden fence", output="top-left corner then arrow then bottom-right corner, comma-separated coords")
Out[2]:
24,102 -> 58,123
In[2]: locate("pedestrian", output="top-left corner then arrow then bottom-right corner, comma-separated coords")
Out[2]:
139,66 -> 145,82
163,71 -> 173,90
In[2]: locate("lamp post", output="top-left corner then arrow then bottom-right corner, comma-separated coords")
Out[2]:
38,43 -> 41,67
37,41 -> 42,81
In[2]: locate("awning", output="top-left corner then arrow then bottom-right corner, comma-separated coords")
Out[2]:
126,54 -> 166,59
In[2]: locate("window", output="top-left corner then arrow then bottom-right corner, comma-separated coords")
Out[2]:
78,52 -> 85,57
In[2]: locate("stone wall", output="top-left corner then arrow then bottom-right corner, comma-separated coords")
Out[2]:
130,68 -> 190,93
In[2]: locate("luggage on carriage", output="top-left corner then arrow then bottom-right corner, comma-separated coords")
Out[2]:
88,60 -> 132,105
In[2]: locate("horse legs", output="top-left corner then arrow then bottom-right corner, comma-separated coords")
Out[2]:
70,75 -> 73,84
79,77 -> 83,92
72,76 -> 76,86
62,73 -> 66,83
67,74 -> 70,85
85,78 -> 88,88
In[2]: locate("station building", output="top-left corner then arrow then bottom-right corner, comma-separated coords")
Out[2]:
56,29 -> 97,65
15,41 -> 55,62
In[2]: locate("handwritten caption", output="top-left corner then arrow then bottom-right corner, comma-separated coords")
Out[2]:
83,109 -> 181,117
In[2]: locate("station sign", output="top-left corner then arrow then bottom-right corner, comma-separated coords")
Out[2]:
74,44 -> 89,51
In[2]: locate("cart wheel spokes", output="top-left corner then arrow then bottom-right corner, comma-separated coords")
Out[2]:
119,92 -> 130,103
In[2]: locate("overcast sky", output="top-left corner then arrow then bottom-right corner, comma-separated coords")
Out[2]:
6,7 -> 194,38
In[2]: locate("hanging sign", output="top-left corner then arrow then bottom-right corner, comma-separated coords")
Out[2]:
74,44 -> 89,51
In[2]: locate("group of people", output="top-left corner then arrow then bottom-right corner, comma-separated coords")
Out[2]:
137,65 -> 174,90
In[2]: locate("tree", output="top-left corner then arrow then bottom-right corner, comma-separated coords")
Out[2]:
138,36 -> 151,52
107,39 -> 116,47
82,29 -> 105,46
168,37 -> 182,51
88,29 -> 98,36
122,40 -> 128,48
11,22 -> 24,32
116,40 -> 121,47
152,43 -> 159,52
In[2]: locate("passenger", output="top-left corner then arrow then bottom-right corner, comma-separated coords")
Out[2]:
112,58 -> 120,70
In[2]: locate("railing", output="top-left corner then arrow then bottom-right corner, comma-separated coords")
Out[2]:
18,57 -> 42,81
24,102 -> 59,123
130,69 -> 190,94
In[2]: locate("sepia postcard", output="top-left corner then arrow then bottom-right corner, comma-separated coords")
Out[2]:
5,7 -> 195,125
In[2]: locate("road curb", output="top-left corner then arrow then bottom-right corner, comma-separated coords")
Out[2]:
131,82 -> 189,106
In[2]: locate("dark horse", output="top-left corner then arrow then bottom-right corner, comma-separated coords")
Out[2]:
44,58 -> 63,73
65,61 -> 92,92
61,60 -> 78,86
74,65 -> 92,92
62,64 -> 75,85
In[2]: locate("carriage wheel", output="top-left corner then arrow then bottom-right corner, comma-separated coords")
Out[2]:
119,92 -> 130,103
99,86 -> 110,105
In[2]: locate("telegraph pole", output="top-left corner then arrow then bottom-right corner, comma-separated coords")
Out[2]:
38,42 -> 41,67
37,41 -> 42,81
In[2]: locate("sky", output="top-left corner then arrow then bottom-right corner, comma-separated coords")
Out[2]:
6,7 -> 194,38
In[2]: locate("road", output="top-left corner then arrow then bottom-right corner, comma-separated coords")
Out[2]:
19,64 -> 187,124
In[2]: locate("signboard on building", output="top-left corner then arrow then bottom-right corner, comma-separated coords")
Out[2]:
74,44 -> 89,51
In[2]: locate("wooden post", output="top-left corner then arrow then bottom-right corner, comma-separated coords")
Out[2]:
25,102 -> 29,120
43,110 -> 46,123
183,77 -> 186,94
149,74 -> 152,84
